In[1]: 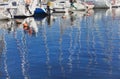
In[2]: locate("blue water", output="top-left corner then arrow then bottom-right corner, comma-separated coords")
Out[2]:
0,9 -> 120,79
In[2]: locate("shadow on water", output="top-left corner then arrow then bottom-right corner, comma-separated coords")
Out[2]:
0,8 -> 120,79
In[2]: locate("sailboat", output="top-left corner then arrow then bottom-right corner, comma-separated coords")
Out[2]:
111,0 -> 120,8
84,0 -> 111,8
34,0 -> 47,15
0,0 -> 38,19
13,0 -> 38,17
93,0 -> 120,8
0,8 -> 12,20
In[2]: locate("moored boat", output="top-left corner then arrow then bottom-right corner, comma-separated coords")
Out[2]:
14,0 -> 38,17
0,0 -> 17,19
111,0 -> 120,8
0,0 -> 38,19
0,8 -> 12,20
84,0 -> 110,9
34,0 -> 47,15
46,0 -> 87,14
69,1 -> 86,11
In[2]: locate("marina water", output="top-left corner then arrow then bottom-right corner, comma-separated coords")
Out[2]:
0,9 -> 120,79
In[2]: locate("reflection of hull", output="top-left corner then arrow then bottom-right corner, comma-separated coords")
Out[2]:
16,17 -> 38,36
89,8 -> 120,20
106,8 -> 120,17
0,19 -> 16,33
94,9 -> 108,20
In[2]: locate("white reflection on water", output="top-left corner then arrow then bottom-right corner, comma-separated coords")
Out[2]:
68,25 -> 73,73
43,23 -> 52,77
58,30 -> 65,77
2,32 -> 10,79
14,28 -> 30,79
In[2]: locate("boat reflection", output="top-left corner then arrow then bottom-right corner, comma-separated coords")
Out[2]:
0,17 -> 44,79
106,8 -> 120,18
45,9 -> 94,28
0,17 -> 40,37
16,17 -> 38,36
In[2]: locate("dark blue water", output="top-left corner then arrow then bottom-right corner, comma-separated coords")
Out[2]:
0,9 -> 120,79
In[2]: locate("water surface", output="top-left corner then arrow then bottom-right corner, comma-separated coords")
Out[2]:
0,9 -> 120,79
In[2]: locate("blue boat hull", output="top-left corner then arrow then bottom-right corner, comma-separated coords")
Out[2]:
34,7 -> 47,14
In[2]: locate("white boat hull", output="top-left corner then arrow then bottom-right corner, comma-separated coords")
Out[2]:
0,8 -> 12,20
0,0 -> 38,19
85,0 -> 110,8
14,0 -> 37,17
0,14 -> 11,20
94,0 -> 110,8
69,2 -> 86,11
49,1 -> 86,13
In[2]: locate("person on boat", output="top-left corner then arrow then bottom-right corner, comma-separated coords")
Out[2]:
69,0 -> 77,10
25,0 -> 32,14
47,1 -> 53,15
6,8 -> 12,18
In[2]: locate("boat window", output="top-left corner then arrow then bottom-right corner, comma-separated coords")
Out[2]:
12,2 -> 17,6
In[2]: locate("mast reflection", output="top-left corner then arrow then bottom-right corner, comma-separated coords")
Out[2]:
42,23 -> 51,77
1,32 -> 10,79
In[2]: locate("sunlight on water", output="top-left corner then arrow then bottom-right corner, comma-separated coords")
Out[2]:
0,8 -> 120,79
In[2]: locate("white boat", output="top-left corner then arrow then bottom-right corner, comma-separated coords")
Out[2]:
34,0 -> 47,15
84,0 -> 111,8
94,0 -> 111,8
69,1 -> 86,11
111,0 -> 120,8
82,1 -> 95,9
0,0 -> 17,19
0,8 -> 12,20
46,1 -> 69,13
0,0 -> 38,19
14,0 -> 38,17
46,0 -> 86,14
85,0 -> 120,9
